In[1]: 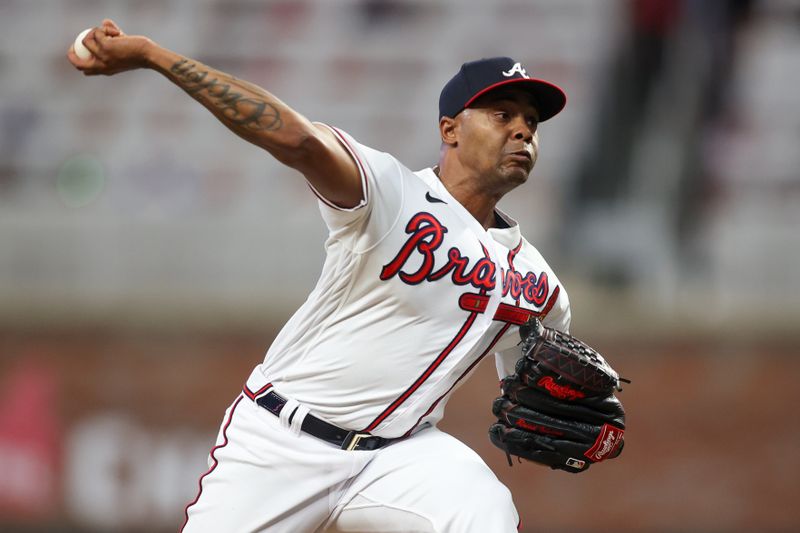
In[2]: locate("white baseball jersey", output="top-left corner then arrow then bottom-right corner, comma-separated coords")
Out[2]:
245,124 -> 571,439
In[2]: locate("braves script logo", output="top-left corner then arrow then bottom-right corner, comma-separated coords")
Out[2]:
380,212 -> 552,307
380,212 -> 495,289
537,376 -> 586,401
501,62 -> 529,78
501,243 -> 549,306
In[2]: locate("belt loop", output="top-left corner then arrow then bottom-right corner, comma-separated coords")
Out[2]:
289,404 -> 309,437
279,398 -> 300,430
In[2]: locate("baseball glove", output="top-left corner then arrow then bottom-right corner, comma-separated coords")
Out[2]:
488,318 -> 628,473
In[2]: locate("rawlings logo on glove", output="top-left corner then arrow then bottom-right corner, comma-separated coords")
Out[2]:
488,318 -> 629,473
536,376 -> 585,400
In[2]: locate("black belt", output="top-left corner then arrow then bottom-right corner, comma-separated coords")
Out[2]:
255,389 -> 394,451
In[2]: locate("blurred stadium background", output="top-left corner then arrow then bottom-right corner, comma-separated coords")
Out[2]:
1,0 -> 798,531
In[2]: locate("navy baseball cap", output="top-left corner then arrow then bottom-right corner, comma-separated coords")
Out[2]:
439,57 -> 566,121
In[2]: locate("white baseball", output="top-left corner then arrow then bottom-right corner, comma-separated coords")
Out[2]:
73,28 -> 94,60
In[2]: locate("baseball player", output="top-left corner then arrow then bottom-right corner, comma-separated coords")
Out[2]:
68,20 -> 572,533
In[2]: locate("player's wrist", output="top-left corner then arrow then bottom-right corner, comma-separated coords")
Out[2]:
138,37 -> 159,69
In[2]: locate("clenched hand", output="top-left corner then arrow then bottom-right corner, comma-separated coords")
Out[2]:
67,19 -> 153,75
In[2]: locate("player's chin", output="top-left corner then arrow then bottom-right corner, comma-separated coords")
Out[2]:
502,164 -> 531,185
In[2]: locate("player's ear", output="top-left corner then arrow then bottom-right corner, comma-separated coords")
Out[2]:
439,116 -> 458,146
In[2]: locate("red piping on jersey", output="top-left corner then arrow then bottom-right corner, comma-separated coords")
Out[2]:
243,382 -> 273,400
362,311 -> 479,432
458,286 -> 560,324
181,395 -> 244,532
307,125 -> 370,210
332,125 -> 370,202
402,322 -> 512,438
507,240 -> 523,270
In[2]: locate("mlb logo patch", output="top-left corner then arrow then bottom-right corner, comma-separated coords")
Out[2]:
566,457 -> 586,469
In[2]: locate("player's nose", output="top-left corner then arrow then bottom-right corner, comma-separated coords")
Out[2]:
511,117 -> 535,143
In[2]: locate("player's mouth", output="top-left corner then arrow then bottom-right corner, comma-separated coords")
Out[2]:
506,150 -> 532,167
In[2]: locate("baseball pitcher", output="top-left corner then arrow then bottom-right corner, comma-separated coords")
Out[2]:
67,19 -> 627,533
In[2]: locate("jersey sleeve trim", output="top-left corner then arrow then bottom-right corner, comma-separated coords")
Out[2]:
307,122 -> 370,212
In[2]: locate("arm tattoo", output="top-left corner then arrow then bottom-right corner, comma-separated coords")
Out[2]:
170,59 -> 282,133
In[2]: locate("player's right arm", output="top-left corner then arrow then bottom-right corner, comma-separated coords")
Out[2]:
66,19 -> 362,208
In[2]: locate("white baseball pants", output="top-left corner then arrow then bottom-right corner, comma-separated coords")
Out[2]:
182,393 -> 519,532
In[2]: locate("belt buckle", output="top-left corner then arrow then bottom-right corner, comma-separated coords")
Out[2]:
342,431 -> 371,451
